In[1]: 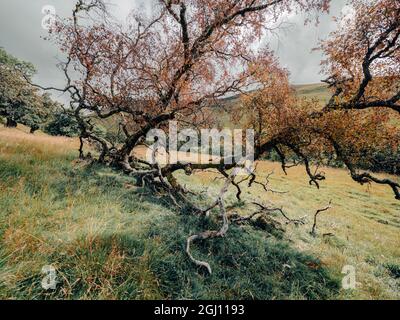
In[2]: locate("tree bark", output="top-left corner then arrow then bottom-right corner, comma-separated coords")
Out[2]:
5,118 -> 17,128
30,126 -> 39,134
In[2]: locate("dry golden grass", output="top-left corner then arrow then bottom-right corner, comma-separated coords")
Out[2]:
133,145 -> 222,165
0,126 -> 79,160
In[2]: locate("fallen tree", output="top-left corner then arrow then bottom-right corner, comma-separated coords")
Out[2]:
30,0 -> 399,273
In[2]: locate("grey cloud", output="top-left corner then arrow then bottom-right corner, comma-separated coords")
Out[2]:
268,0 -> 347,84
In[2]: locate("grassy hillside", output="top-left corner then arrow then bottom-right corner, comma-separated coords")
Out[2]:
293,83 -> 331,104
0,126 -> 398,300
219,83 -> 331,107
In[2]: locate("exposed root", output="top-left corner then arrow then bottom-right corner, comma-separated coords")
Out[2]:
203,166 -> 243,214
186,199 -> 229,275
218,169 -> 243,201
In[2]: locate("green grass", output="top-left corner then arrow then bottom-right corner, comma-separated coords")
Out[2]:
384,263 -> 400,279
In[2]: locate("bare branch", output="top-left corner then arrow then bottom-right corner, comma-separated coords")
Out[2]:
311,200 -> 333,236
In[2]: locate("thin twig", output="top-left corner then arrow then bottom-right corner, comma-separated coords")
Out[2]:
311,200 -> 333,236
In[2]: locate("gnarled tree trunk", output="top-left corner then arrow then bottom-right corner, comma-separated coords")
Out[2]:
30,125 -> 39,134
5,118 -> 17,128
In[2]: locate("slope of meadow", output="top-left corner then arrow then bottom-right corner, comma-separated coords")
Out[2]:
293,83 -> 331,104
0,125 -> 399,300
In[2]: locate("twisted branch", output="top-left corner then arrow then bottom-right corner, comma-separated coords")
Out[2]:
311,200 -> 333,236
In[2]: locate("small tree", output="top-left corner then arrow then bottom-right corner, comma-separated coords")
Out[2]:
45,110 -> 80,137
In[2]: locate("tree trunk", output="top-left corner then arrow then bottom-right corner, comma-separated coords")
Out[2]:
30,125 -> 39,134
5,118 -> 17,128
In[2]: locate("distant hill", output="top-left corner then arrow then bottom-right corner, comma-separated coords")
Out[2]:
293,83 -> 331,104
218,83 -> 331,108
213,83 -> 331,127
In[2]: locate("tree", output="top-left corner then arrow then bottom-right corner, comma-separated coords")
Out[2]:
44,109 -> 80,137
317,0 -> 400,197
320,0 -> 400,114
44,0 -> 398,273
0,48 -> 55,133
238,0 -> 400,200
48,0 -> 330,164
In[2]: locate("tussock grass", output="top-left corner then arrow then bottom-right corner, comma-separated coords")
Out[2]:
0,126 -> 398,300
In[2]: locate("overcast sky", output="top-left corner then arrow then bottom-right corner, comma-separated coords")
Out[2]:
0,0 -> 347,103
